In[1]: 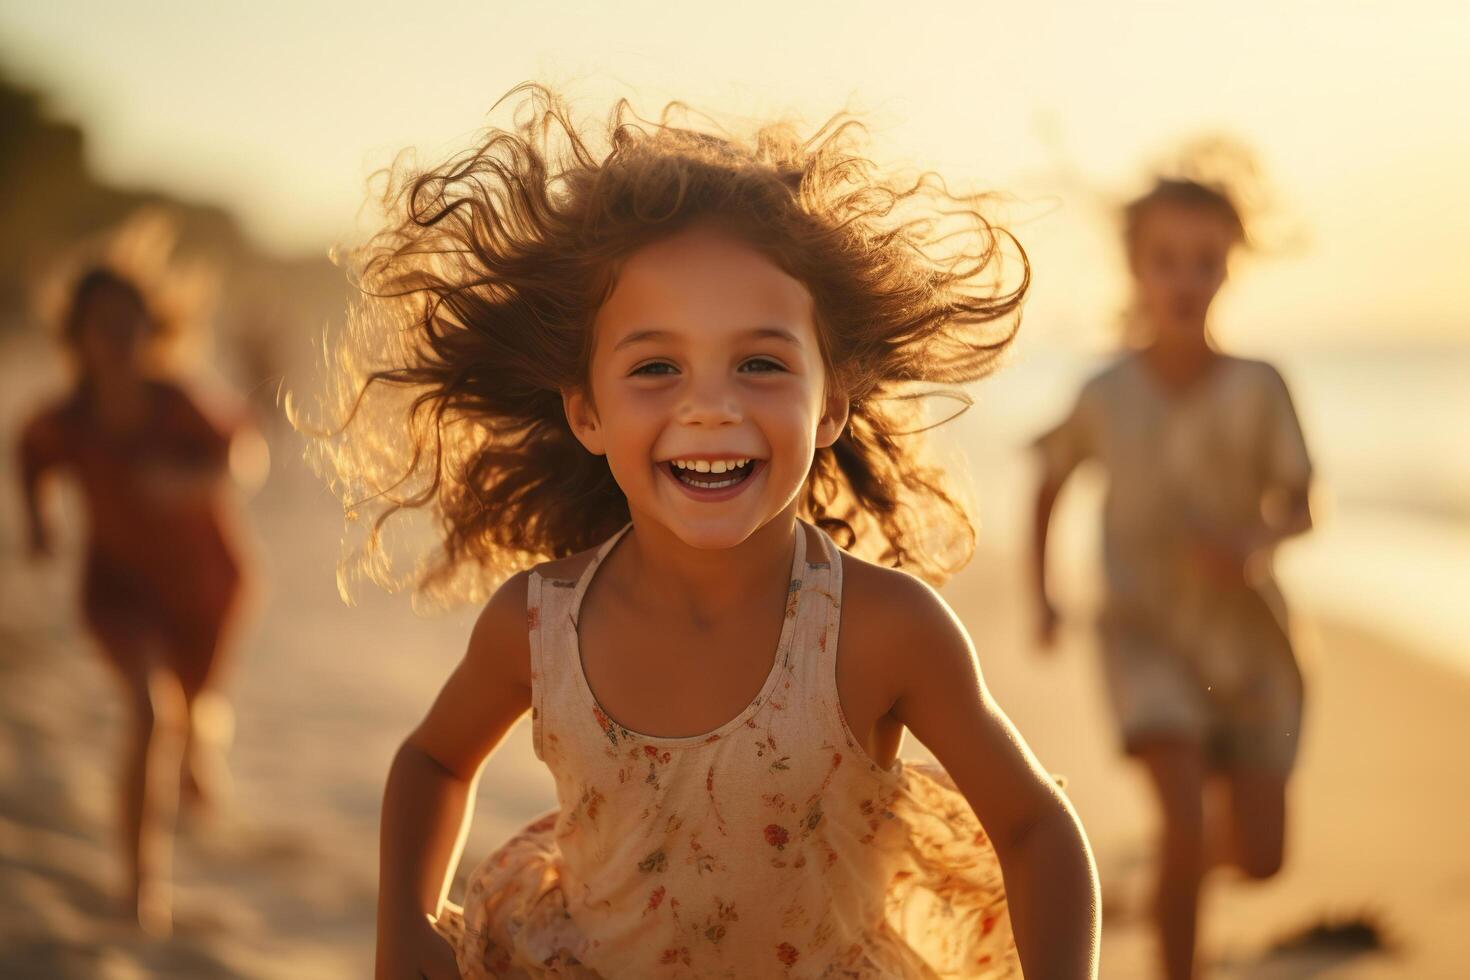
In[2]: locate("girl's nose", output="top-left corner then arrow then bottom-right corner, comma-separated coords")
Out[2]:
676,379 -> 742,426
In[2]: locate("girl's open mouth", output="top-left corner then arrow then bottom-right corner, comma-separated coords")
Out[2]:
663,457 -> 761,496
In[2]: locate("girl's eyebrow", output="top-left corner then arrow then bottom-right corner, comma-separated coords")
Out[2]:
612,326 -> 803,352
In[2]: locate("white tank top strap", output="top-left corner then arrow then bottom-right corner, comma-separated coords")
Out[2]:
529,521 -> 632,761
801,519 -> 843,629
795,520 -> 901,777
569,521 -> 633,628
791,521 -> 851,743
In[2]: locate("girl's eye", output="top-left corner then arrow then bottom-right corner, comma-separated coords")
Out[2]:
630,361 -> 677,377
740,358 -> 785,373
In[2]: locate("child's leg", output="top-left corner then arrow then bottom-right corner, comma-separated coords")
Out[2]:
1136,737 -> 1208,980
1215,642 -> 1299,880
1221,769 -> 1287,880
168,609 -> 241,811
88,614 -> 187,936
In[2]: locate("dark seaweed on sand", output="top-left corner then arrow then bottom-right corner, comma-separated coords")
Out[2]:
1266,910 -> 1395,958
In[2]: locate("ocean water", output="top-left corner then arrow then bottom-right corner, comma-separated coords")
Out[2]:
936,343 -> 1470,672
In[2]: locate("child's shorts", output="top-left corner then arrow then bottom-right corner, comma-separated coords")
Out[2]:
1098,599 -> 1304,774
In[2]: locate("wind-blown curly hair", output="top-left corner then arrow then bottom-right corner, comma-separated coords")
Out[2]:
305,84 -> 1027,604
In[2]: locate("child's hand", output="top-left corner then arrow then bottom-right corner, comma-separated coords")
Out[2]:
381,913 -> 461,979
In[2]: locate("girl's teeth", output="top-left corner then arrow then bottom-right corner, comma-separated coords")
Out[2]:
671,458 -> 751,471
668,457 -> 756,491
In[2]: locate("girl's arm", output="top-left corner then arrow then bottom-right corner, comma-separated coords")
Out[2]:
1236,484 -> 1314,559
1239,363 -> 1315,558
377,570 -> 533,980
888,575 -> 1100,979
1187,362 -> 1317,586
1258,485 -> 1313,545
1030,381 -> 1097,651
17,410 -> 64,557
1185,485 -> 1314,589
1031,471 -> 1066,650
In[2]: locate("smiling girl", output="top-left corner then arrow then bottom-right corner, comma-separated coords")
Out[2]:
323,85 -> 1099,979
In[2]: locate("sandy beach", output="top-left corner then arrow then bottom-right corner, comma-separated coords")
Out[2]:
0,1 -> 1466,975
2,337 -> 1468,978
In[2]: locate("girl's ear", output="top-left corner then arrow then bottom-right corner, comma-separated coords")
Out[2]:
562,387 -> 607,456
815,384 -> 850,450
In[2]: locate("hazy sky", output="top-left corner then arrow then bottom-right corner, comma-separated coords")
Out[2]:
1,1 -> 1466,349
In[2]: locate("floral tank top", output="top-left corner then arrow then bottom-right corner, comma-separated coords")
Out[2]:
439,518 -> 1020,979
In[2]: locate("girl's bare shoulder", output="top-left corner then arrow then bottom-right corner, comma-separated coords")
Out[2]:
465,568 -> 536,690
840,553 -> 957,639
834,546 -> 968,707
465,544 -> 602,690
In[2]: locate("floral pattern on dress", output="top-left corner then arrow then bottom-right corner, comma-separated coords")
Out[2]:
442,520 -> 1022,978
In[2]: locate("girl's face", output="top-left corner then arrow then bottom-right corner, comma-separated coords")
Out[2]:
74,283 -> 150,380
1129,202 -> 1236,347
564,224 -> 848,551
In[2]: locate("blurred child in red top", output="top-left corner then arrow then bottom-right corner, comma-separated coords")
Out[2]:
18,263 -> 257,936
